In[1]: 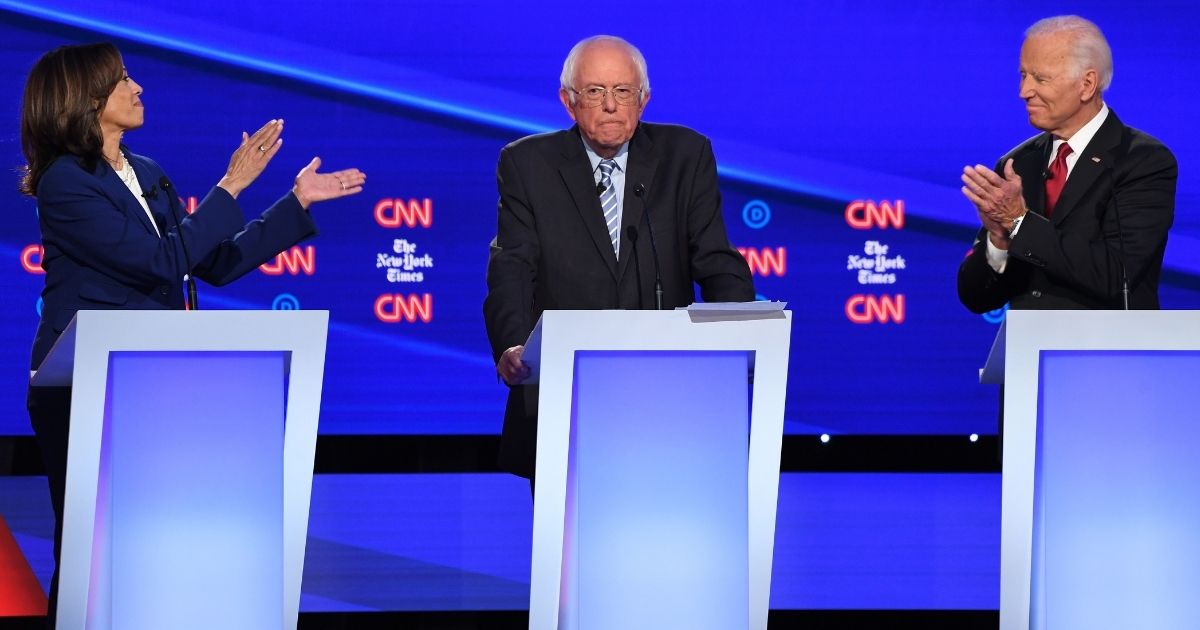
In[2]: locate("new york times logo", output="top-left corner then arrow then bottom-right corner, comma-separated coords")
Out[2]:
377,239 -> 434,283
847,240 -> 905,285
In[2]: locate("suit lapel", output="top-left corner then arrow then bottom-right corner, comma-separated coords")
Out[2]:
1015,134 -> 1052,217
97,156 -> 159,237
558,128 -> 619,278
1051,111 -> 1123,226
617,125 -> 659,282
128,155 -> 170,235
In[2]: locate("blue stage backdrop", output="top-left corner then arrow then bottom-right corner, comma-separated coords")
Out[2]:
1,1 -> 1198,439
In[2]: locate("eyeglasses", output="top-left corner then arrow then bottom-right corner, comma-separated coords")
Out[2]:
570,85 -> 642,107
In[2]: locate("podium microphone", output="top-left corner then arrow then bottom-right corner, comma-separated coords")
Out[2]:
626,226 -> 645,310
1104,168 -> 1130,310
634,183 -> 663,310
159,176 -> 199,310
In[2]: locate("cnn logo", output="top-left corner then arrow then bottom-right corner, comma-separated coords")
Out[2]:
375,293 -> 433,323
845,294 -> 905,324
260,246 -> 315,275
375,198 -> 432,228
736,247 -> 786,277
845,200 -> 904,230
21,244 -> 44,274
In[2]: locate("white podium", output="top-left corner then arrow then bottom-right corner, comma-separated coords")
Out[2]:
523,307 -> 791,630
30,310 -> 328,630
995,310 -> 1200,630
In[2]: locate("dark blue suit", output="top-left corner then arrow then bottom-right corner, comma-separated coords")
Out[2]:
27,149 -> 317,626
31,150 -> 318,368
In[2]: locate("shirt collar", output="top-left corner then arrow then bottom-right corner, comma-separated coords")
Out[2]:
581,134 -> 629,174
1054,102 -> 1109,157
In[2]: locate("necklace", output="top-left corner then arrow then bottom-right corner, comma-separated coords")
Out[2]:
115,158 -> 137,187
103,150 -> 123,170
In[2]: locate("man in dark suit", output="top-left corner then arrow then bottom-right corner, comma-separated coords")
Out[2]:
958,15 -> 1176,313
484,35 -> 755,480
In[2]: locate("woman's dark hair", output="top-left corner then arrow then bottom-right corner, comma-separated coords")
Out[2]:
18,43 -> 125,196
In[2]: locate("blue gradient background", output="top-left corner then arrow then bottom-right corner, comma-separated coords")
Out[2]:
0,0 -> 1195,613
2,0 -> 1197,437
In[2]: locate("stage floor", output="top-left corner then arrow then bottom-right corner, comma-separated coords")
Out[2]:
1,472 -> 999,612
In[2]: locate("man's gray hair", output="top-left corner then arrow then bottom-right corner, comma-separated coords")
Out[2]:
560,35 -> 651,104
1026,15 -> 1113,92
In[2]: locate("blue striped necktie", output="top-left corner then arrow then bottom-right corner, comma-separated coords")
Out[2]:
598,159 -> 620,258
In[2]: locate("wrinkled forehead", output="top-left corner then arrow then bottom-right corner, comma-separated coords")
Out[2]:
1020,33 -> 1073,66
574,42 -> 639,84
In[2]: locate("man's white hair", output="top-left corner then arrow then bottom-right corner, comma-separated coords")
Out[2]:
1026,15 -> 1113,92
560,35 -> 650,104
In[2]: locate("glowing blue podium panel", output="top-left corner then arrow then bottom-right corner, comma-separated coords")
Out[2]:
106,352 -> 284,629
573,351 -> 749,630
30,310 -> 328,630
525,308 -> 791,630
999,311 -> 1200,630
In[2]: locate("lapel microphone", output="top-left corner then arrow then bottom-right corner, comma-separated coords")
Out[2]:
596,182 -> 606,197
141,185 -> 158,201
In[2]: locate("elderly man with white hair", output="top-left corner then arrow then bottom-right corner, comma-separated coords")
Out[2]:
484,35 -> 755,483
957,15 -> 1176,312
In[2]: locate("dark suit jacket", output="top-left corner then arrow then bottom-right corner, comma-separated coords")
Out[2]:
30,150 -> 318,369
484,122 -> 755,478
958,110 -> 1176,312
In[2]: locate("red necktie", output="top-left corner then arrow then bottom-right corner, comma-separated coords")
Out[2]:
1044,142 -> 1073,217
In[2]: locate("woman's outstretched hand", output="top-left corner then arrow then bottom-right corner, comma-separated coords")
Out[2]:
291,157 -> 366,209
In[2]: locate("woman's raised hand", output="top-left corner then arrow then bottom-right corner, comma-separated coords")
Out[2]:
217,119 -> 284,198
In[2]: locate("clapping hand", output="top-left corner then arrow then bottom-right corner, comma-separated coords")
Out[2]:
218,119 -> 285,198
961,159 -> 1028,249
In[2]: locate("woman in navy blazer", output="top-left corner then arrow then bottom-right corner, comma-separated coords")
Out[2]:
19,42 -> 365,625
